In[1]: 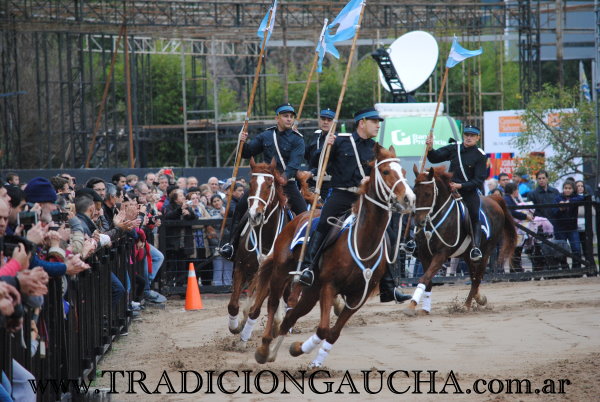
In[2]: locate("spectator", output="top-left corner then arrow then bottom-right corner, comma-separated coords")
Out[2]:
59,173 -> 77,191
497,173 -> 510,193
229,183 -> 245,215
528,170 -> 559,220
177,176 -> 188,192
3,185 -> 26,236
187,176 -> 199,189
575,180 -> 591,259
513,170 -> 534,199
86,177 -> 107,201
156,174 -> 169,197
186,192 -> 210,283
206,195 -> 233,287
503,182 -> 533,271
50,175 -> 73,202
144,172 -> 157,189
163,189 -> 196,284
5,172 -> 19,186
125,174 -> 138,192
486,178 -> 498,196
208,177 -> 225,199
553,181 -> 584,269
112,173 -> 127,190
24,177 -> 58,223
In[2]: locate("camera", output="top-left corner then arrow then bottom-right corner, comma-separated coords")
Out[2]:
50,210 -> 69,224
17,211 -> 38,227
0,235 -> 34,256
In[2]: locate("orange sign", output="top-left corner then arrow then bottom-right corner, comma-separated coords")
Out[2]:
498,115 -> 524,134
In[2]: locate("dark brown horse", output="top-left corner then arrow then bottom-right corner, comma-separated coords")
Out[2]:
227,157 -> 289,333
404,165 -> 517,315
239,145 -> 415,367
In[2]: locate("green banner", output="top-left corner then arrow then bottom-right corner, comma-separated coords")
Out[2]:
377,116 -> 460,157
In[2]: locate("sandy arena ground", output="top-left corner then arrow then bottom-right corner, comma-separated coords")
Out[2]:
96,276 -> 600,401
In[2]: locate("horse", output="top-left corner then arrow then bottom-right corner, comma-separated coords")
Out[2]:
239,144 -> 415,367
404,165 -> 517,315
227,157 -> 290,333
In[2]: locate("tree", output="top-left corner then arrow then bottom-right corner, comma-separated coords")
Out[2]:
513,83 -> 595,180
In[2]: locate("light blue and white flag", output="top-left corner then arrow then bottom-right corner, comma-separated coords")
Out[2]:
445,36 -> 483,68
315,19 -> 329,73
579,61 -> 592,102
316,0 -> 364,72
257,0 -> 278,43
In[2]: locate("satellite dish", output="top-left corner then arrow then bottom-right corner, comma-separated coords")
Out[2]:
378,31 -> 438,93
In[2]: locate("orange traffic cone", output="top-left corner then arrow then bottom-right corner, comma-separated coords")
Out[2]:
185,262 -> 203,310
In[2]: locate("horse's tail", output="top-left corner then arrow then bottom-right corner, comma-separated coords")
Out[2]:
490,195 -> 517,267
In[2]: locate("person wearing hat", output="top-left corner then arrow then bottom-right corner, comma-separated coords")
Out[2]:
24,177 -> 58,223
296,107 -> 411,303
305,108 -> 335,197
220,102 -> 307,260
425,125 -> 488,261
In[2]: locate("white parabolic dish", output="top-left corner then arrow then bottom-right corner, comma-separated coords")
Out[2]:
378,31 -> 439,93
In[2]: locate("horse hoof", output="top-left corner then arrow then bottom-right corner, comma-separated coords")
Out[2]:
403,308 -> 417,317
289,342 -> 304,357
476,295 -> 487,306
308,361 -> 322,369
417,309 -> 430,316
229,325 -> 242,335
255,347 -> 269,364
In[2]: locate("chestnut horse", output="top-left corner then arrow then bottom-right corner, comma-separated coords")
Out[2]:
227,157 -> 290,333
404,165 -> 516,315
239,145 -> 415,367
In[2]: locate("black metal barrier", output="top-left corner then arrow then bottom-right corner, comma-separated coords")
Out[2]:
0,237 -> 140,401
156,217 -> 231,295
394,198 -> 599,284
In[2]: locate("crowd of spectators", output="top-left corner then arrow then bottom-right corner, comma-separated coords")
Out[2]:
0,169 -> 245,400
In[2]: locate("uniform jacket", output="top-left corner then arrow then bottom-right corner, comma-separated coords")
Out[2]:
305,129 -> 328,176
427,142 -> 488,193
326,132 -> 375,188
242,126 -> 304,180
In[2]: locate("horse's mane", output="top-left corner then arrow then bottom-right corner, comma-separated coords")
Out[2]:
251,161 -> 288,207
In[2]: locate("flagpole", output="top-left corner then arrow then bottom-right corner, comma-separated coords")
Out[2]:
419,66 -> 449,173
218,5 -> 275,244
293,1 -> 366,280
294,19 -> 328,128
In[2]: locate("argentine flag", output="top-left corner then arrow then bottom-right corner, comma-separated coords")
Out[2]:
257,0 -> 278,43
316,0 -> 364,72
445,36 -> 483,68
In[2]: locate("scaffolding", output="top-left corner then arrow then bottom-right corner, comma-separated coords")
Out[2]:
0,0 -> 590,169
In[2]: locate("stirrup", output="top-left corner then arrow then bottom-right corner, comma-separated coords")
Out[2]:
470,247 -> 482,261
297,268 -> 314,287
219,243 -> 234,260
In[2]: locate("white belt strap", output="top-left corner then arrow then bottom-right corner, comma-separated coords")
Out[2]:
273,130 -> 286,171
349,135 -> 366,179
457,142 -> 468,182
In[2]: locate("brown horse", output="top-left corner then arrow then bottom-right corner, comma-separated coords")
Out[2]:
404,165 -> 517,315
239,145 -> 415,367
227,157 -> 290,333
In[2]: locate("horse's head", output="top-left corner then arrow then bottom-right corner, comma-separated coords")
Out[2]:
412,164 -> 453,227
247,157 -> 286,226
366,145 -> 415,213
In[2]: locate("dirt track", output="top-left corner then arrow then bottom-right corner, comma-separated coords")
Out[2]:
96,276 -> 600,401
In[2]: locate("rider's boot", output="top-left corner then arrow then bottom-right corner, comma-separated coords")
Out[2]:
469,220 -> 483,262
297,231 -> 326,287
379,266 -> 411,303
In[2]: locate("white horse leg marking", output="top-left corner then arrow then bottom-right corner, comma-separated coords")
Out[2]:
309,341 -> 333,368
240,317 -> 257,342
411,283 -> 426,304
422,291 -> 432,312
301,333 -> 322,354
249,175 -> 265,218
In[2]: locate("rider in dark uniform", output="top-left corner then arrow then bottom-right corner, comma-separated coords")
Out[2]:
220,103 -> 308,260
425,125 -> 488,261
305,108 -> 335,197
297,107 -> 410,303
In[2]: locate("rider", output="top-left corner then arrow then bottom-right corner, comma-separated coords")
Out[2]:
297,107 -> 411,303
220,103 -> 307,260
425,125 -> 488,261
305,108 -> 335,197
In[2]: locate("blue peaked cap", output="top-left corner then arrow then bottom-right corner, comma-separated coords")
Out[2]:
320,108 -> 335,119
353,108 -> 383,123
463,125 -> 481,136
275,103 -> 296,115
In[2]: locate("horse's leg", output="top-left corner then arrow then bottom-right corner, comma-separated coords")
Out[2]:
403,254 -> 445,316
301,282 -> 335,368
287,284 -> 323,357
254,285 -> 284,363
239,260 -> 271,343
465,256 -> 489,309
227,261 -> 246,333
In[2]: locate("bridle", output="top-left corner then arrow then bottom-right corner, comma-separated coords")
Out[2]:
247,172 -> 276,216
364,157 -> 411,212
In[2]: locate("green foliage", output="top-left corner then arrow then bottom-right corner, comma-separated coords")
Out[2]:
514,83 -> 595,179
